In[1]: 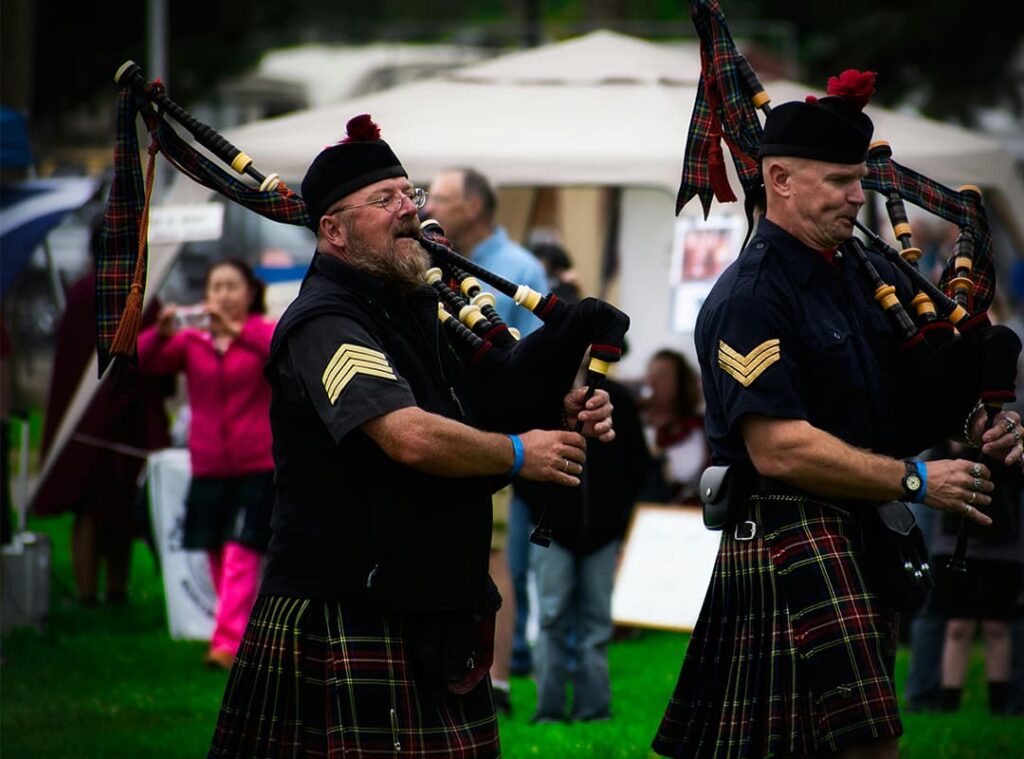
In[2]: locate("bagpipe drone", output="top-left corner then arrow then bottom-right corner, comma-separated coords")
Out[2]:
681,0 -> 1021,571
97,60 -> 629,548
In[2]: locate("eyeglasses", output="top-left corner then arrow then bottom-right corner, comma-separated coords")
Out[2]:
333,187 -> 428,214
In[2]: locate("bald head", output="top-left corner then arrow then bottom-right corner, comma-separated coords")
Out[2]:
423,167 -> 497,254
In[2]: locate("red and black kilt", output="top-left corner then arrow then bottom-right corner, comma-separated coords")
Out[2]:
209,595 -> 500,758
653,496 -> 902,758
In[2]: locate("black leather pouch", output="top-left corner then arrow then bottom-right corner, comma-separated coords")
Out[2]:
861,500 -> 935,613
699,465 -> 753,530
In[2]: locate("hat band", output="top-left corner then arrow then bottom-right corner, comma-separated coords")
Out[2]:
311,165 -> 409,223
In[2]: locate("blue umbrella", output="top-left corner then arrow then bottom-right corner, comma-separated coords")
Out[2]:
0,177 -> 100,298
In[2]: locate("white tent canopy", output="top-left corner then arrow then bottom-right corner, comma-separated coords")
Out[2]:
221,29 -> 1024,238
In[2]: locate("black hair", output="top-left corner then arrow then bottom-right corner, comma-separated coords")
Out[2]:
530,241 -> 573,273
651,348 -> 700,416
204,258 -> 267,315
459,167 -> 497,221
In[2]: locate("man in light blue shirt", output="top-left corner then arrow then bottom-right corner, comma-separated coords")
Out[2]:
424,168 -> 550,712
423,168 -> 548,337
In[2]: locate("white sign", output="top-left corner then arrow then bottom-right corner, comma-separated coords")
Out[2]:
611,503 -> 721,631
147,448 -> 217,641
148,203 -> 225,244
668,214 -> 744,333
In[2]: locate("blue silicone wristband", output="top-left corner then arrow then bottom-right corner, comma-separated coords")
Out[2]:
913,460 -> 927,503
506,434 -> 524,477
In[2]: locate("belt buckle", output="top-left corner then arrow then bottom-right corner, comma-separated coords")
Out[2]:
734,520 -> 757,541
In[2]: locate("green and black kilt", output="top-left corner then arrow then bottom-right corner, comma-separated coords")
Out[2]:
653,496 -> 902,758
209,596 -> 500,758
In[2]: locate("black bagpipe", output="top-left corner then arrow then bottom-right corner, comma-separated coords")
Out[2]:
114,61 -> 283,193
682,0 -> 1021,573
417,219 -> 629,546
105,61 -> 630,548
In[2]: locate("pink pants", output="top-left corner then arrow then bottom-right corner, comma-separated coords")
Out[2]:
208,542 -> 263,656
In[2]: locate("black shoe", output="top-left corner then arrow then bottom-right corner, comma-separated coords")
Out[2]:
493,687 -> 512,717
575,711 -> 612,723
529,713 -> 570,725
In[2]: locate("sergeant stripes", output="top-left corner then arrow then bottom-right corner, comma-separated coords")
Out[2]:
322,344 -> 396,404
718,338 -> 780,387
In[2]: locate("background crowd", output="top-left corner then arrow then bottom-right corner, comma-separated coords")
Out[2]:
4,167 -> 1022,758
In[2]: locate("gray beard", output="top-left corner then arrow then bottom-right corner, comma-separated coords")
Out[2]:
344,229 -> 430,293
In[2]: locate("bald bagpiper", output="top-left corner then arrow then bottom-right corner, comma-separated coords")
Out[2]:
652,72 -> 1024,759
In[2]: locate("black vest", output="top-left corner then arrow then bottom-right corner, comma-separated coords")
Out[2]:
260,254 -> 500,613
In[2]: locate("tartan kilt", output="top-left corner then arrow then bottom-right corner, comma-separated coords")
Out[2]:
653,496 -> 902,758
209,595 -> 500,758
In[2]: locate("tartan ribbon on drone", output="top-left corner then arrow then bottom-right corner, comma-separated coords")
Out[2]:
678,0 -> 764,216
682,0 -> 996,318
95,86 -> 152,376
96,78 -> 310,375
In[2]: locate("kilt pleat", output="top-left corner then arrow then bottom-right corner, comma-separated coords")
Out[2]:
653,497 -> 902,758
209,596 -> 500,758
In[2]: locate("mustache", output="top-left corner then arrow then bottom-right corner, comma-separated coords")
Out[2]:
395,218 -> 422,239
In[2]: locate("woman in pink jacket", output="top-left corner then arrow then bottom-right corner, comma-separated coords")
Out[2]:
139,258 -> 275,669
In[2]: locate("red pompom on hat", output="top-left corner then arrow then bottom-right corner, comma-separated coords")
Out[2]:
341,114 -> 382,143
826,69 -> 877,110
758,69 -> 876,164
301,113 -> 407,229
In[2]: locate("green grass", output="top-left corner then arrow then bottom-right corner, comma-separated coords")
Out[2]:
2,514 -> 1021,757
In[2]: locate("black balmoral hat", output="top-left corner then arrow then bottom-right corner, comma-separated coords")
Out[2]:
301,114 -> 407,229
758,69 -> 877,165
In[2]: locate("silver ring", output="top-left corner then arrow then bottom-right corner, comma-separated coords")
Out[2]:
964,504 -> 974,517
970,464 -> 983,478
968,490 -> 977,505
1004,418 -> 1018,433
973,477 -> 982,492
1013,429 -> 1021,443
562,458 -> 570,473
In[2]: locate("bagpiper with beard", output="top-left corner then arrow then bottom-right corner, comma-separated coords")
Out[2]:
208,115 -> 615,758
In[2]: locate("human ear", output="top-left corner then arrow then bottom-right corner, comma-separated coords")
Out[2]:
765,161 -> 792,198
320,214 -> 348,247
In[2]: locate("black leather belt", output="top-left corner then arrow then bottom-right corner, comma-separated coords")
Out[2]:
733,477 -> 861,541
752,474 -> 806,498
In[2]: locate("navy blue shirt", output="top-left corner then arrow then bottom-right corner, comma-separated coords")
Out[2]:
695,218 -> 915,466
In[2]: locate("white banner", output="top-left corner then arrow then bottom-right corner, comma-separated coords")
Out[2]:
148,203 -> 225,244
146,448 -> 217,641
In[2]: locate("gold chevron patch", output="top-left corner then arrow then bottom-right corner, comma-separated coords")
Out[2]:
322,344 -> 396,404
718,339 -> 780,387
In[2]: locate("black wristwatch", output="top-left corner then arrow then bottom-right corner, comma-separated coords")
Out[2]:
901,460 -> 923,502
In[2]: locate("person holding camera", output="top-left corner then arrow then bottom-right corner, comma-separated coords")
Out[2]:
139,257 -> 276,668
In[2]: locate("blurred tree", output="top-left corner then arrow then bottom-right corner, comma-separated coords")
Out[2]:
760,1 -> 1022,124
27,0 -> 1021,143
28,0 -> 506,142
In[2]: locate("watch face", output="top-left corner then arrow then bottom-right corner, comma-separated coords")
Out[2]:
905,474 -> 922,491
